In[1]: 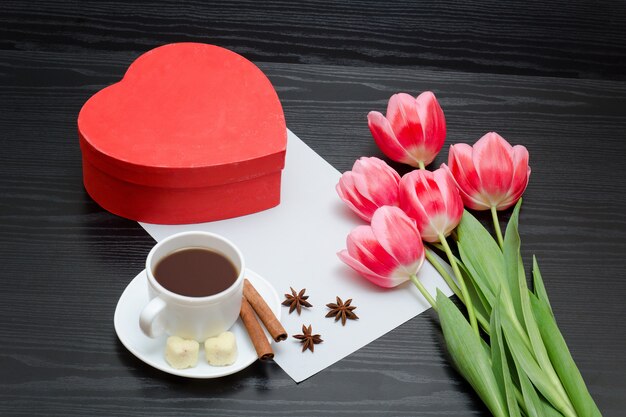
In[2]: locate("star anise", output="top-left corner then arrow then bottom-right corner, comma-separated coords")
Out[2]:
293,324 -> 323,352
282,287 -> 312,315
326,296 -> 358,326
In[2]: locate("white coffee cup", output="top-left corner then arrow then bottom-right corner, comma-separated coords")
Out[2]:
139,231 -> 244,341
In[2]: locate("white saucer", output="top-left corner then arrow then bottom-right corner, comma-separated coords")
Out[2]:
114,268 -> 281,378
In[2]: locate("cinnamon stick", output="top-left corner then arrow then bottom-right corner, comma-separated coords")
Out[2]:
243,279 -> 288,342
239,298 -> 274,361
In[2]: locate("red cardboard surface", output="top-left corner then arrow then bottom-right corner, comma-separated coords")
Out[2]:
78,43 -> 286,224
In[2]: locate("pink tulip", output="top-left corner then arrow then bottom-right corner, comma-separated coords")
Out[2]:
367,91 -> 446,169
399,168 -> 464,243
337,206 -> 425,288
443,132 -> 531,211
336,157 -> 401,222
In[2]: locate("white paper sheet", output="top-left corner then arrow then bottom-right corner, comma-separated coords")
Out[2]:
139,129 -> 453,382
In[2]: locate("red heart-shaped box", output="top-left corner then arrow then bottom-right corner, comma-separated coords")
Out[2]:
78,43 -> 286,224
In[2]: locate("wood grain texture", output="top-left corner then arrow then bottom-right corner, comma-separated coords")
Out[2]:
1,25 -> 626,417
1,0 -> 626,80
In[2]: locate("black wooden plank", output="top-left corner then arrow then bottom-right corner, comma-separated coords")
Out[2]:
1,0 -> 625,80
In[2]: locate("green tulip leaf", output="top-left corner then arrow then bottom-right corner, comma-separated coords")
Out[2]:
458,243 -> 495,307
457,210 -> 505,309
451,253 -> 492,323
530,295 -> 603,417
532,255 -> 553,316
517,366 -> 566,417
502,199 -> 524,322
463,265 -> 492,323
504,201 -> 565,405
499,302 -> 574,417
539,399 -> 568,417
517,365 -> 542,417
436,290 -> 508,417
490,295 -> 521,417
426,247 -> 491,319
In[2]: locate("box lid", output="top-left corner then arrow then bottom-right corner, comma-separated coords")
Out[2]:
78,43 -> 286,189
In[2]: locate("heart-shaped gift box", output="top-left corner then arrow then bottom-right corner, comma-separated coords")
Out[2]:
78,43 -> 287,224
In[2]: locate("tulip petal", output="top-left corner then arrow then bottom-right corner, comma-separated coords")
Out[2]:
337,250 -> 408,288
351,158 -> 400,207
508,145 -> 530,197
413,171 -> 447,224
362,157 -> 402,183
368,111 -> 416,166
473,132 -> 514,203
386,93 -> 424,151
419,169 -> 462,239
399,171 -> 441,242
351,173 -> 377,206
399,172 -> 430,228
415,91 -> 446,165
442,163 -> 491,211
336,183 -> 372,222
433,168 -> 464,229
353,173 -> 399,209
400,169 -> 464,241
395,258 -> 425,282
448,144 -> 482,195
497,145 -> 531,210
371,206 -> 424,269
447,144 -> 492,210
336,173 -> 378,221
346,225 -> 398,277
351,156 -> 374,176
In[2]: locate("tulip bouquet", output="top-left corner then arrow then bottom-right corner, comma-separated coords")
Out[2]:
336,92 -> 602,417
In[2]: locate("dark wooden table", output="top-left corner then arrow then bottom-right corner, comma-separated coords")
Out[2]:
1,1 -> 625,416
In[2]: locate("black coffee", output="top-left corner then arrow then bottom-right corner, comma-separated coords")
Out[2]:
154,247 -> 238,297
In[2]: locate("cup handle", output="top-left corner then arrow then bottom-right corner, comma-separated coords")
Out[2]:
139,297 -> 167,338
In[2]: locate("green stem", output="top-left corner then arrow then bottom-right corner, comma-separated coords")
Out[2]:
491,205 -> 504,248
418,160 -> 426,170
425,248 -> 462,298
426,247 -> 492,333
439,233 -> 480,338
430,241 -> 445,252
409,274 -> 437,311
